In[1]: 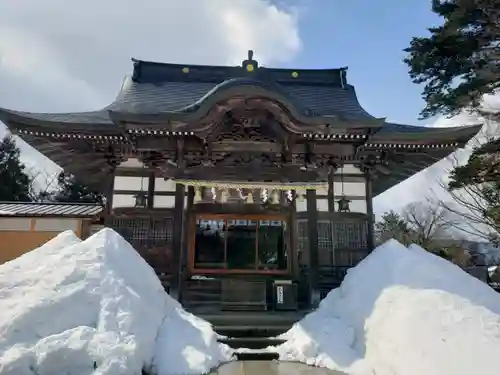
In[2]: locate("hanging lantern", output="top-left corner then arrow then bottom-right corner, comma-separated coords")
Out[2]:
337,195 -> 351,212
246,191 -> 254,204
134,171 -> 148,208
134,190 -> 148,208
337,165 -> 350,212
194,187 -> 202,202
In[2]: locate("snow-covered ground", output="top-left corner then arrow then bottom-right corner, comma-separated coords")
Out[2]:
0,229 -> 233,375
276,239 -> 500,375
3,230 -> 500,375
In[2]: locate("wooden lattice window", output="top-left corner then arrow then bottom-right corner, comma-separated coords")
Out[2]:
297,219 -> 309,266
297,217 -> 369,268
318,220 -> 334,266
110,216 -> 174,275
110,217 -> 173,248
333,220 -> 368,249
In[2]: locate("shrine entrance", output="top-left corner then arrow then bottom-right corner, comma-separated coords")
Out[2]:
191,214 -> 290,275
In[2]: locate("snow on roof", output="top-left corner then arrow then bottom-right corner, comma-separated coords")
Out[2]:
0,210 -> 14,215
0,228 -> 232,375
276,239 -> 500,375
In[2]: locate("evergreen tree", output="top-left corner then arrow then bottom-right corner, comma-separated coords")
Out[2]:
0,135 -> 33,201
375,211 -> 414,245
404,0 -> 500,119
405,0 -> 500,244
53,171 -> 104,204
447,138 -> 500,242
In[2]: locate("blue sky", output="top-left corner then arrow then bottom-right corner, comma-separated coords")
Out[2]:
287,0 -> 441,126
0,0 -> 458,215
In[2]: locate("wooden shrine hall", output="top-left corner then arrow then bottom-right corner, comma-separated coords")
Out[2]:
0,50 -> 481,316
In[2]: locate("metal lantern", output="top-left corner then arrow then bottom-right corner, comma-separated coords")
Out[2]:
337,195 -> 351,212
134,172 -> 148,208
134,190 -> 148,208
337,165 -> 350,212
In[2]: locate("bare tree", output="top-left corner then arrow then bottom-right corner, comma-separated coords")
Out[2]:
402,198 -> 456,250
26,168 -> 60,202
436,115 -> 500,242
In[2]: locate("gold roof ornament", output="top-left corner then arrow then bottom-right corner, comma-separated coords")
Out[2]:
182,67 -> 190,73
246,64 -> 254,72
292,71 -> 299,78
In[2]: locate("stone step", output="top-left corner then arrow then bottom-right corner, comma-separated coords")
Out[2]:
182,290 -> 221,301
218,337 -> 285,350
234,351 -> 279,361
215,326 -> 288,338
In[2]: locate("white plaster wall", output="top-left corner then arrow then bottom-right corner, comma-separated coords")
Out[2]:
0,218 -> 31,231
155,178 -> 176,192
112,194 -> 136,208
333,181 -> 365,197
114,176 -> 149,191
154,196 -> 188,209
34,218 -> 79,232
349,200 -> 367,214
154,196 -> 175,208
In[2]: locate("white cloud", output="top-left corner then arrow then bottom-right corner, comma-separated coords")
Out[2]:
0,0 -> 302,184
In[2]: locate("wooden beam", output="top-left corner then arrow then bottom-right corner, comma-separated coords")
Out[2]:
147,172 -> 155,209
365,170 -> 375,252
289,190 -> 298,279
179,186 -> 194,302
306,189 -> 320,307
327,172 -> 335,212
170,183 -> 185,300
105,172 -> 115,217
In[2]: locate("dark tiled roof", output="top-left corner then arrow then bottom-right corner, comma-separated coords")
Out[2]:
0,57 -> 376,125
0,202 -> 103,217
106,76 -> 374,121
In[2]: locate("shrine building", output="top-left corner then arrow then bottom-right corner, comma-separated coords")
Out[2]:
0,51 -> 481,317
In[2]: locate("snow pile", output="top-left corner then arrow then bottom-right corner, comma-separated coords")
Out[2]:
277,239 -> 500,375
0,228 -> 232,375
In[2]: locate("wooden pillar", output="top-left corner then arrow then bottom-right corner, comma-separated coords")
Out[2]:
365,170 -> 375,252
290,190 -> 298,278
179,186 -> 194,302
327,172 -> 335,212
306,189 -> 320,307
170,183 -> 185,300
147,172 -> 155,209
103,170 -> 114,225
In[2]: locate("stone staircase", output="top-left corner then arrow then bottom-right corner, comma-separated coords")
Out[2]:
216,326 -> 286,361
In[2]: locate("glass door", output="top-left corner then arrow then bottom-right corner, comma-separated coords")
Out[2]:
192,214 -> 289,274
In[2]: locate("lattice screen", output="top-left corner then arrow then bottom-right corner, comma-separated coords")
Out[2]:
297,218 -> 369,267
110,217 -> 173,248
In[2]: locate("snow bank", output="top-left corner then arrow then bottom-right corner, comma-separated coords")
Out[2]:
277,239 -> 500,375
0,228 -> 232,375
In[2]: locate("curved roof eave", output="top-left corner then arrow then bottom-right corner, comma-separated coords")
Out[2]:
13,133 -> 114,190
370,122 -> 483,145
0,107 -> 119,134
